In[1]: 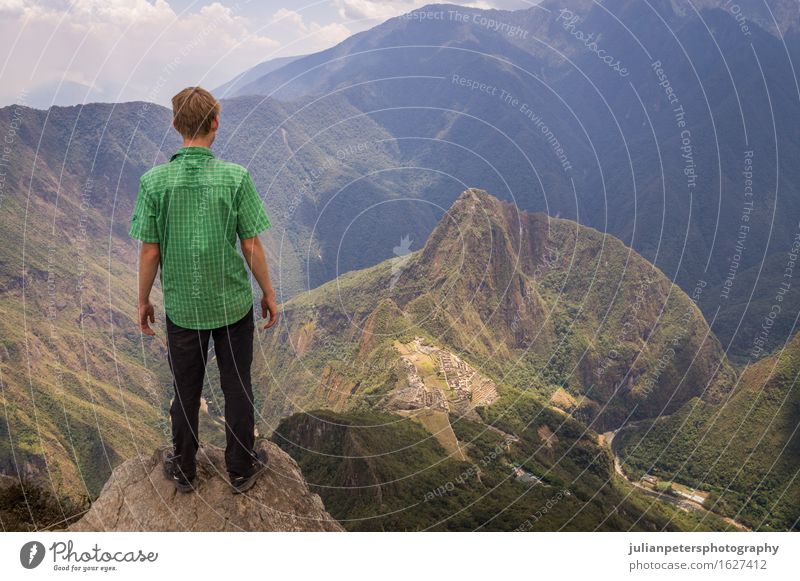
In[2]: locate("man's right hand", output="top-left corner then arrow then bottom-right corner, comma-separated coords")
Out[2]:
139,301 -> 156,336
261,292 -> 279,330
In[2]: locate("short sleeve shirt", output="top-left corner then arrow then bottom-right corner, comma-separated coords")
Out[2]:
129,146 -> 270,330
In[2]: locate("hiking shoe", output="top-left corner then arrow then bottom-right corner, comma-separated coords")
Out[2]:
230,449 -> 268,495
160,446 -> 196,493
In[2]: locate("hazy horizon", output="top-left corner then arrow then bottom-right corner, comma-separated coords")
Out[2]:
0,0 -> 535,109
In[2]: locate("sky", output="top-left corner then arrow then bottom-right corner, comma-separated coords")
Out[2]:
0,0 -> 534,108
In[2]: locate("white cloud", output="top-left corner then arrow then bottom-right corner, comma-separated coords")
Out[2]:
334,0 -> 432,22
0,0 -> 26,14
0,0 -> 281,106
0,0 -> 537,107
332,0 -> 525,23
68,0 -> 174,23
270,8 -> 350,49
271,7 -> 304,28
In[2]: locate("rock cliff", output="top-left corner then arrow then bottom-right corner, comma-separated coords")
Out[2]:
70,439 -> 343,532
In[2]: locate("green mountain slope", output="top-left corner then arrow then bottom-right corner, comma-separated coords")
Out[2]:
0,103 -> 232,508
615,332 -> 800,531
275,406 -> 730,531
264,189 -> 738,530
260,189 -> 734,431
0,103 -> 179,505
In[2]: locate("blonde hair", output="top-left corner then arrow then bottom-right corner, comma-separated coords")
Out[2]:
171,87 -> 220,138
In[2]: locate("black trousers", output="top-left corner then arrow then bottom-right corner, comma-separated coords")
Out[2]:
165,306 -> 257,479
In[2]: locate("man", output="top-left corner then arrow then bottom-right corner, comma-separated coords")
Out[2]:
129,86 -> 278,494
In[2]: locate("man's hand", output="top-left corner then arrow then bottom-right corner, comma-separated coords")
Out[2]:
136,242 -> 160,337
139,301 -> 156,336
260,292 -> 279,330
240,235 -> 279,330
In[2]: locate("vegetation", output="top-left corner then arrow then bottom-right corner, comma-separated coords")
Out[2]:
276,406 -> 731,531
615,335 -> 800,531
260,189 -> 733,434
0,476 -> 89,531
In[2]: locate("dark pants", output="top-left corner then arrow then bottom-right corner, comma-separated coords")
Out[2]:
165,306 -> 257,479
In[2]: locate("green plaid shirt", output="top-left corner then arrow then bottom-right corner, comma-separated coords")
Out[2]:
129,146 -> 271,330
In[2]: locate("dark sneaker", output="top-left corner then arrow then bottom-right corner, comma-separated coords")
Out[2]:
160,446 -> 195,493
230,449 -> 268,495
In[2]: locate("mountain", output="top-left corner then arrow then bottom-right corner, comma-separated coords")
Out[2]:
614,330 -> 800,531
274,407 -> 732,531
0,94 -> 430,500
221,0 -> 800,360
69,440 -> 343,531
7,1 -> 800,363
687,0 -> 800,35
0,102 -> 181,500
213,55 -> 306,99
262,189 -> 734,430
24,80 -> 121,110
213,93 -> 442,291
263,189 -> 739,530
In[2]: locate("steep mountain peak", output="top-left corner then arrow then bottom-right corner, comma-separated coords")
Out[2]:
438,187 -> 506,227
455,186 -> 501,205
69,441 -> 343,532
417,188 -> 544,282
275,188 -> 734,430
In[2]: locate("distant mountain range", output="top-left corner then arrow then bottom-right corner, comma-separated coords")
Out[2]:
216,0 -> 800,361
1,0 -> 798,530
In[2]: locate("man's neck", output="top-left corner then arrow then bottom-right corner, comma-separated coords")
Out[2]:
182,140 -> 213,149
182,132 -> 214,149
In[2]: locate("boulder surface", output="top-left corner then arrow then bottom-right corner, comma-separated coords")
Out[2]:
70,439 -> 343,531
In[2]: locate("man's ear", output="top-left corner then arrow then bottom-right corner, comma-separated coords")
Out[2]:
211,116 -> 219,131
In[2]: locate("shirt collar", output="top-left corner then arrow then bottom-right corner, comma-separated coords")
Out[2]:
170,146 -> 214,162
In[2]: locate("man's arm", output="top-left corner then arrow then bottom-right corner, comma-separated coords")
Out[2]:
137,242 -> 160,336
240,235 -> 279,329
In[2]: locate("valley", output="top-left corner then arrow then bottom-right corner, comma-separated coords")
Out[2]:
613,332 -> 800,531
601,428 -> 751,531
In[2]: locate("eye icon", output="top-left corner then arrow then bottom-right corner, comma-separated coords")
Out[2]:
20,541 -> 46,569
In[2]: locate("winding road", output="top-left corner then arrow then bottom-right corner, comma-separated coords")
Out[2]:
601,429 -> 751,531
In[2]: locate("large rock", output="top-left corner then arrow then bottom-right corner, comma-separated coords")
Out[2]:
70,439 -> 343,531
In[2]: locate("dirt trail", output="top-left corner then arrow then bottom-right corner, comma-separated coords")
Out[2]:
280,127 -> 293,155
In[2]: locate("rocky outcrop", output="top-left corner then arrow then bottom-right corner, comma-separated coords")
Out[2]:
70,439 -> 343,532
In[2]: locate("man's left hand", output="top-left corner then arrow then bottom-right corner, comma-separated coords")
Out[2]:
261,292 -> 279,330
139,301 -> 156,336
